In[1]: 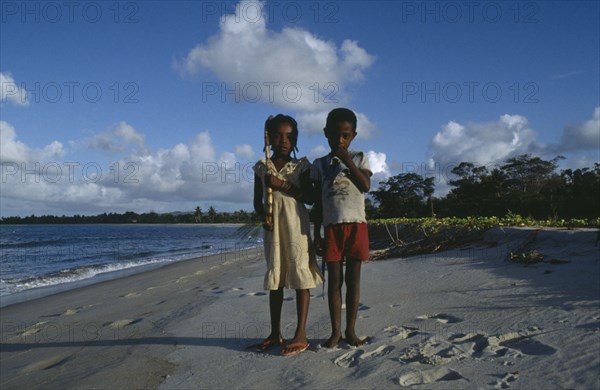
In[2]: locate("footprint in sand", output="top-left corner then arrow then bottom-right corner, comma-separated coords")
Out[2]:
104,319 -> 142,329
359,345 -> 395,360
398,338 -> 466,365
175,276 -> 193,284
398,367 -> 463,387
384,325 -> 419,341
500,336 -> 556,356
448,333 -> 490,357
334,349 -> 364,368
19,321 -> 49,337
417,313 -> 462,324
121,292 -> 141,298
40,313 -> 61,318
42,307 -> 82,317
488,331 -> 556,356
245,292 -> 267,297
491,371 -> 520,389
21,354 -> 75,373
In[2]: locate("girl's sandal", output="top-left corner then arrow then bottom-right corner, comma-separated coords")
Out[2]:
255,336 -> 285,352
281,341 -> 310,356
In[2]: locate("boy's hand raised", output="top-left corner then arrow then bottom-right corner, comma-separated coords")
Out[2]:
332,147 -> 351,165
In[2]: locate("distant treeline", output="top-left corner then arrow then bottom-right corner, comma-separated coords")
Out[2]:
0,207 -> 259,225
2,155 -> 598,225
369,155 -> 599,220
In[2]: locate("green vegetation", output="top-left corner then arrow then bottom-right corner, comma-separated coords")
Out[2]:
370,215 -> 599,229
508,250 -> 545,265
368,155 -> 599,221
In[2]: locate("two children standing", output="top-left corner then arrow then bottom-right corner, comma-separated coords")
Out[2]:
253,108 -> 372,356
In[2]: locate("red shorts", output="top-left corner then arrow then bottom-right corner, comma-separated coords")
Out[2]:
323,223 -> 369,262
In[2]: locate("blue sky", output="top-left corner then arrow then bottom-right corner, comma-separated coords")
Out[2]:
1,0 -> 599,217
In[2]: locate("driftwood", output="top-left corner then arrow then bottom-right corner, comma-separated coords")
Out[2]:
368,223 -> 491,261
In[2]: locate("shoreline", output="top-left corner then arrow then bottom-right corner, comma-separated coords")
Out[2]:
1,228 -> 598,389
0,245 -> 261,309
0,222 -> 259,307
1,246 -> 266,389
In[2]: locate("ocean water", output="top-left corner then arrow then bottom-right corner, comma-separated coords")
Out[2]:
0,224 -> 260,301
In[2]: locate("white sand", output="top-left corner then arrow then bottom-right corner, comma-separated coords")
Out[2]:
1,228 -> 598,389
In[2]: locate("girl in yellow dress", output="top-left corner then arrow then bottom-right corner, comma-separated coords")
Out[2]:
253,114 -> 323,356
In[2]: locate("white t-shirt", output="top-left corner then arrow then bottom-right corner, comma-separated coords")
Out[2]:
311,151 -> 372,227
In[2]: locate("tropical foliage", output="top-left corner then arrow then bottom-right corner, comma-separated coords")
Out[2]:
369,154 -> 599,221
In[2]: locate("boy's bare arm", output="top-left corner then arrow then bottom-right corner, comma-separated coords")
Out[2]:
333,148 -> 371,192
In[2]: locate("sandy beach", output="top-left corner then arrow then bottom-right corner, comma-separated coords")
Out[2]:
1,227 -> 598,389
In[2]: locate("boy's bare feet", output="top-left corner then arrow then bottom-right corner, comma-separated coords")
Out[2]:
344,331 -> 368,347
325,332 -> 342,348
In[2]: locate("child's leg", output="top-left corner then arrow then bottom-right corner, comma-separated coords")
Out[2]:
325,261 -> 344,348
344,259 -> 367,346
268,288 -> 284,340
256,288 -> 284,351
281,289 -> 310,354
295,289 -> 309,340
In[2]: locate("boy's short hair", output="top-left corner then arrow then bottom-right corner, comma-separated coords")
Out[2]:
325,108 -> 357,133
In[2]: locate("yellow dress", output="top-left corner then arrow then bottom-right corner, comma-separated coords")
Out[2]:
253,157 -> 323,290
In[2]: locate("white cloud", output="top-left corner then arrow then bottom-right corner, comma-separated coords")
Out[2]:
179,0 -> 375,112
366,151 -> 390,176
235,144 -> 255,159
355,112 -> 376,139
297,112 -> 327,136
551,70 -> 582,80
0,72 -> 28,106
307,144 -> 328,161
560,106 -> 600,151
0,120 -> 64,163
1,123 -> 257,216
426,109 -> 600,195
366,150 -> 390,188
0,121 -> 29,162
427,114 -> 539,168
88,121 -> 146,153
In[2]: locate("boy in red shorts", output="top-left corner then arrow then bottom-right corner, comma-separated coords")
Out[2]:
312,108 -> 372,348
